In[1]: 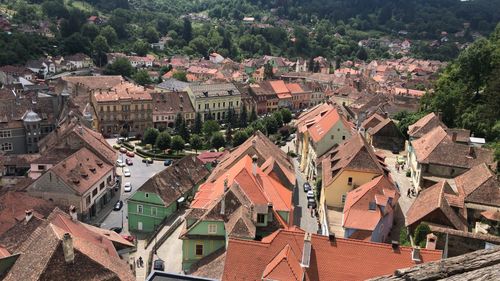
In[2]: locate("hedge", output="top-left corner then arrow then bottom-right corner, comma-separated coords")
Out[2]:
135,148 -> 186,160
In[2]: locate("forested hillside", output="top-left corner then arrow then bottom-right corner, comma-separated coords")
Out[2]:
0,0 -> 499,65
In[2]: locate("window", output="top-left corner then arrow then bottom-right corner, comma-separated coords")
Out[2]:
195,244 -> 203,256
1,143 -> 13,151
38,165 -> 45,171
106,106 -> 110,111
137,205 -> 143,214
341,194 -> 347,205
331,135 -> 334,140
257,214 -> 266,224
213,103 -> 215,108
348,177 -> 353,185
145,193 -> 149,198
205,104 -> 209,109
113,105 -> 116,111
99,182 -> 105,191
0,130 -> 12,138
218,102 -> 220,108
198,104 -> 201,110
86,195 -> 91,206
208,224 -> 217,234
368,202 -> 377,211
151,207 -> 157,216
92,188 -> 98,197
342,135 -> 346,140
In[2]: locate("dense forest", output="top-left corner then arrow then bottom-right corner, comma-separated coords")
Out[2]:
0,0 -> 499,65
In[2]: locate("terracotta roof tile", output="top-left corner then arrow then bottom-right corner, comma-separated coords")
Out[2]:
223,229 -> 442,281
269,80 -> 290,94
407,112 -> 446,138
308,108 -> 347,143
455,163 -> 500,207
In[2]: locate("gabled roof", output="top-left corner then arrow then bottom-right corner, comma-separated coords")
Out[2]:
135,156 -> 209,207
223,228 -> 442,281
296,103 -> 334,134
343,176 -> 399,231
307,108 -> 346,143
367,118 -> 400,136
455,163 -> 500,208
405,181 -> 467,230
268,80 -> 290,94
411,126 -> 495,168
3,208 -> 134,281
361,113 -> 385,130
208,131 -> 295,188
322,133 -> 386,187
407,112 -> 446,138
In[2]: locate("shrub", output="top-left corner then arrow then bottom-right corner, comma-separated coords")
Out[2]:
414,223 -> 431,247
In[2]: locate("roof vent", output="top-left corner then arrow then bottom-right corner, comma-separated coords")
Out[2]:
328,233 -> 335,242
300,232 -> 312,268
89,167 -> 96,173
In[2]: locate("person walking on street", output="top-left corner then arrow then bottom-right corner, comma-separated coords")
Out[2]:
407,188 -> 411,198
139,257 -> 144,268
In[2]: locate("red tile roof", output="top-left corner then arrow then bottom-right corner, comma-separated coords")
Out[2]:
269,80 -> 290,94
407,112 -> 445,138
285,83 -> 304,94
196,151 -> 227,164
308,108 -> 342,143
223,229 -> 442,281
343,176 -> 399,231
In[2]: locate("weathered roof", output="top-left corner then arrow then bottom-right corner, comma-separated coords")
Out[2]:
62,76 -> 124,91
455,163 -> 500,208
156,78 -> 190,91
407,112 -> 445,138
223,228 -> 442,281
93,81 -> 152,102
151,91 -> 195,114
405,181 -> 467,230
136,156 -> 209,207
187,83 -> 241,98
370,247 -> 500,281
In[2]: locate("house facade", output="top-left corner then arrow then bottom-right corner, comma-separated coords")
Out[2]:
128,156 -> 209,233
151,91 -> 196,130
186,83 -> 242,122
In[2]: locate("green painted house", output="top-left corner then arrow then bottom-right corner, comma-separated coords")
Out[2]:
180,155 -> 293,271
127,156 -> 209,233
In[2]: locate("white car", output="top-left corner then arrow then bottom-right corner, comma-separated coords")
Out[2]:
307,190 -> 315,199
124,182 -> 132,192
123,168 -> 131,177
116,159 -> 125,167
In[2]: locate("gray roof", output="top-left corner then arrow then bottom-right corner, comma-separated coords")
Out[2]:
23,110 -> 41,122
157,78 -> 190,92
188,83 -> 241,98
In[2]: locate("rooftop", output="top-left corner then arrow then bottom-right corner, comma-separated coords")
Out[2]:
151,91 -> 195,114
93,81 -> 152,102
188,83 -> 241,98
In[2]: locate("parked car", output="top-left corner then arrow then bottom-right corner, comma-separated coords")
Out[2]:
126,151 -> 135,157
142,157 -> 153,164
124,182 -> 132,192
307,190 -> 315,199
119,147 -> 127,153
110,227 -> 122,234
164,159 -> 173,166
116,159 -> 125,167
123,168 -> 131,177
153,259 -> 165,271
112,144 -> 120,150
121,235 -> 135,243
113,200 -> 123,211
126,158 -> 133,165
117,137 -> 125,144
307,198 -> 317,209
303,182 -> 311,192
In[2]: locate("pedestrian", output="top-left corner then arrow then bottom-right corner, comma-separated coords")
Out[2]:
407,188 -> 411,198
139,257 -> 144,267
136,258 -> 140,268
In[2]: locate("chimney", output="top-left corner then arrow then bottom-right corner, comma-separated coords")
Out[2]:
69,205 -> 78,221
437,111 -> 442,121
220,197 -> 225,216
252,139 -> 256,148
224,175 -> 229,192
25,209 -> 33,223
468,146 -> 475,158
426,233 -> 437,250
252,155 -> 258,176
391,240 -> 399,252
328,233 -> 335,242
62,233 -> 75,264
300,232 -> 312,268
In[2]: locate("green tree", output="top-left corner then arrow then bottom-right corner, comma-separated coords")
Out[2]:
414,223 -> 431,248
225,125 -> 233,144
264,116 -> 279,135
144,26 -> 159,43
155,131 -> 171,151
63,33 -> 91,55
356,47 -> 368,61
132,70 -> 151,86
133,40 -> 149,56
239,105 -> 248,128
211,132 -> 226,149
82,24 -> 100,41
190,134 -> 203,153
192,112 -> 203,134
100,26 -> 118,46
233,131 -> 249,147
272,111 -> 283,128
172,71 -> 188,82
280,108 -> 292,124
182,17 -> 193,42
104,57 -> 134,77
174,113 -> 184,133
264,62 -> 273,80
179,120 -> 190,142
143,128 -> 159,145
93,35 -> 109,67
171,135 -> 185,154
249,107 -> 258,123
203,120 -> 220,138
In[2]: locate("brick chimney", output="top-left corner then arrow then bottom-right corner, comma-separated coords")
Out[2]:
451,132 -> 457,142
425,233 -> 437,250
69,205 -> 78,221
62,233 -> 75,264
252,155 -> 258,176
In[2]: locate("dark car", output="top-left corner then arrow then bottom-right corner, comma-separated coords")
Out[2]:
153,259 -> 165,271
307,198 -> 317,209
163,159 -> 173,166
113,200 -> 123,211
303,182 -> 311,192
110,227 -> 122,234
126,158 -> 133,165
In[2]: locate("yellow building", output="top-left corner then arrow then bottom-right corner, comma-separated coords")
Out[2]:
185,83 -> 242,122
319,133 -> 388,235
